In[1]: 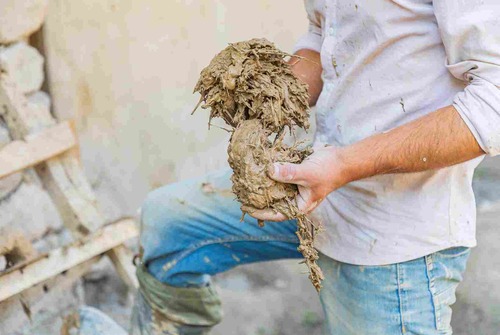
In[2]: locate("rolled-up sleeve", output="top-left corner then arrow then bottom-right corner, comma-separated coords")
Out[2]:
293,0 -> 323,54
434,0 -> 500,156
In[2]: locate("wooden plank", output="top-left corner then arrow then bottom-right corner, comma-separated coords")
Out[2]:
0,219 -> 138,302
0,121 -> 77,179
0,256 -> 101,333
35,153 -> 103,235
107,244 -> 139,288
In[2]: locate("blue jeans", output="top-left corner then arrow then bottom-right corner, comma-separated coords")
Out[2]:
138,168 -> 470,334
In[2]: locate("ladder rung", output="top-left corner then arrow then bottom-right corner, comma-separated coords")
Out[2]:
0,121 -> 77,179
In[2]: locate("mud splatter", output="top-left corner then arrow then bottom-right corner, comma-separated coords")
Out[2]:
201,182 -> 216,194
400,98 -> 406,113
332,57 -> 339,77
200,183 -> 234,197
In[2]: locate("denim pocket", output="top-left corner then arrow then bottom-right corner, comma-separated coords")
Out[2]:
425,247 -> 470,332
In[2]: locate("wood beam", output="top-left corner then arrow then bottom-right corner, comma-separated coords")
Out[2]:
0,121 -> 76,179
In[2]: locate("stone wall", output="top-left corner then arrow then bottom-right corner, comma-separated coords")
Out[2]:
0,0 -> 64,256
0,1 -> 83,333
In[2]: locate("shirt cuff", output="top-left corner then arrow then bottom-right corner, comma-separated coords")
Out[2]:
453,77 -> 500,156
292,31 -> 322,54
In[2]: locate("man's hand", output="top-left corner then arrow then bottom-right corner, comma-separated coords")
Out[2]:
246,145 -> 348,222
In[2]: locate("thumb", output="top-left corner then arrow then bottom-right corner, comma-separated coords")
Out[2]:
268,163 -> 307,185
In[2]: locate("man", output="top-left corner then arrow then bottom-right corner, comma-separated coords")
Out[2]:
131,1 -> 500,334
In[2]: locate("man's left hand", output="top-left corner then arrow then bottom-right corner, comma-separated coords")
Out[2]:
244,145 -> 347,222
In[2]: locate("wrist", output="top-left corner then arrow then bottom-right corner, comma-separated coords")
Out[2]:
335,138 -> 384,186
325,145 -> 355,192
335,146 -> 356,186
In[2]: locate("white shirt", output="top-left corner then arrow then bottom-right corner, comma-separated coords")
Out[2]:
294,0 -> 500,265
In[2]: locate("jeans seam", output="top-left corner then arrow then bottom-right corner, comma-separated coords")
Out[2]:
396,263 -> 406,334
425,254 -> 440,330
160,235 -> 299,276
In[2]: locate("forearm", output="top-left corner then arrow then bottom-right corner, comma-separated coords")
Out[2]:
288,49 -> 323,107
337,105 -> 485,185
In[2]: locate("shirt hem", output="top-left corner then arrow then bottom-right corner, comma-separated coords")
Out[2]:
317,239 -> 477,266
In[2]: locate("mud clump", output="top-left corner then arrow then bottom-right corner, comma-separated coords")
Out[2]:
194,38 -> 310,133
228,119 -> 311,212
193,38 -> 324,291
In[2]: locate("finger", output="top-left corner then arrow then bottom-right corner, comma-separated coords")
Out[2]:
268,163 -> 308,186
296,189 -> 318,214
241,205 -> 288,222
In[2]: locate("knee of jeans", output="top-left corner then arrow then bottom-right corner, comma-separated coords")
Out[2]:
140,185 -> 187,251
142,185 -> 176,221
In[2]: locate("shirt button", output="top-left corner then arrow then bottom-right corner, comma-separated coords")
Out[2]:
328,27 -> 335,36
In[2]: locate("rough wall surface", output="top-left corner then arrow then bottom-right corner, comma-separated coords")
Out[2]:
0,0 -> 48,43
0,1 -> 78,330
0,122 -> 22,199
0,42 -> 44,94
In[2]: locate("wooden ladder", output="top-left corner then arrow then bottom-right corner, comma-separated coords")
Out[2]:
0,76 -> 139,322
